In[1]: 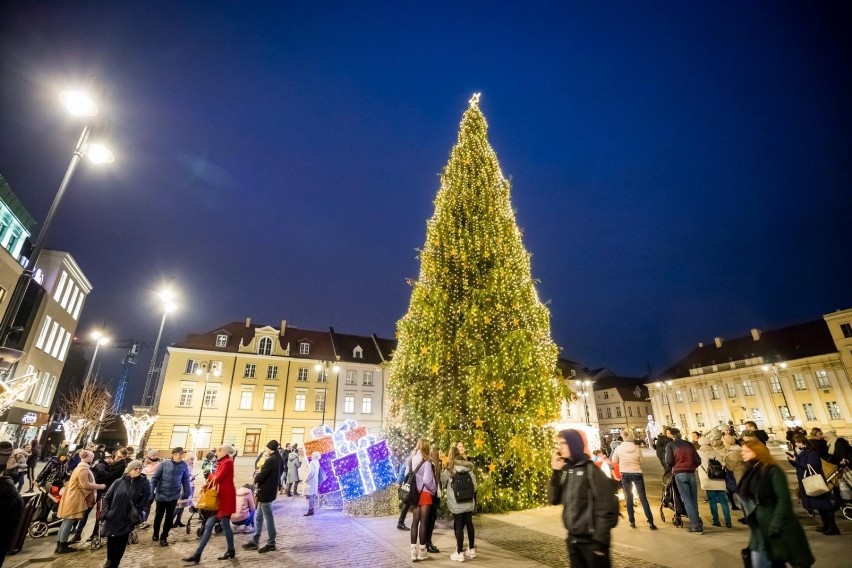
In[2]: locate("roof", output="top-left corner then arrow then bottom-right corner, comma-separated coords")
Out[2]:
592,374 -> 649,400
0,174 -> 36,230
661,318 -> 837,379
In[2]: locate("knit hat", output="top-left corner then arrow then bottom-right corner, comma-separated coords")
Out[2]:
0,441 -> 12,468
125,460 -> 143,474
147,449 -> 159,459
697,436 -> 710,447
558,429 -> 588,463
266,440 -> 280,452
722,434 -> 737,447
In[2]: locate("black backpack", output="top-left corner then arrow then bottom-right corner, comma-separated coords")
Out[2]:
398,459 -> 425,505
451,470 -> 475,503
705,457 -> 726,480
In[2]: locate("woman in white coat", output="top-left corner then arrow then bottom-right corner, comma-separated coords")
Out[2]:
286,444 -> 301,495
302,451 -> 321,516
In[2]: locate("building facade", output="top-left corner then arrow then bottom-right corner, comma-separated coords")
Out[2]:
147,319 -> 394,456
590,369 -> 652,445
647,310 -> 852,438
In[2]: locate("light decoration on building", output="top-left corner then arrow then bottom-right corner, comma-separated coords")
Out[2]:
61,417 -> 91,448
121,413 -> 157,446
305,420 -> 396,504
548,399 -> 602,453
0,371 -> 38,415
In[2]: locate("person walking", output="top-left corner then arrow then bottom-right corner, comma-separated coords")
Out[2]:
696,436 -> 731,528
406,439 -> 436,562
183,445 -> 238,563
286,444 -> 301,496
101,460 -> 151,568
611,429 -> 657,529
396,458 -> 412,531
665,427 -> 704,534
303,451 -> 321,516
150,447 -> 191,546
550,429 -> 619,567
739,440 -> 814,568
789,434 -> 840,535
173,455 -> 195,528
441,445 -> 477,562
55,450 -> 106,553
243,440 -> 283,552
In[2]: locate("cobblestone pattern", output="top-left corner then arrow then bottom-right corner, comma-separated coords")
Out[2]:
471,516 -> 669,568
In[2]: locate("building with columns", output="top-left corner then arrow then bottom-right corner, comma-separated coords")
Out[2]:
647,309 -> 852,438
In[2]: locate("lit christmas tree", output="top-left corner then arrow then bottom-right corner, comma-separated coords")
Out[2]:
387,94 -> 566,513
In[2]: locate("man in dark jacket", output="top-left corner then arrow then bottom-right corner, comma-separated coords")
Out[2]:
743,421 -> 769,445
150,447 -> 191,546
244,440 -> 283,553
108,449 -> 131,488
550,429 -> 619,567
0,468 -> 24,565
654,430 -> 673,474
665,428 -> 703,533
279,443 -> 291,495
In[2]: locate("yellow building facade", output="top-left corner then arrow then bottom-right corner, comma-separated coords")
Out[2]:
647,309 -> 852,438
147,319 -> 394,455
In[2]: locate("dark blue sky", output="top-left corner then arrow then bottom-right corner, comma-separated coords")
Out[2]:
1,2 -> 850,403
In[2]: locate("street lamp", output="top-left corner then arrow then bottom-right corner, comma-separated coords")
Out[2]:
190,361 -> 221,452
85,331 -> 110,382
0,80 -> 115,345
762,361 -> 794,426
315,361 -> 338,426
654,380 -> 676,426
573,379 -> 592,425
141,287 -> 177,407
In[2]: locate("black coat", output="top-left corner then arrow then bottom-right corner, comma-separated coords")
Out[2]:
255,451 -> 283,503
0,474 -> 23,552
103,474 -> 151,537
107,458 -> 130,488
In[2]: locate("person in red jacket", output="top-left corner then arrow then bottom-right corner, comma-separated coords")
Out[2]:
183,445 -> 237,563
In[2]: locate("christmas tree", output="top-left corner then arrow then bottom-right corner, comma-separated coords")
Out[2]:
387,94 -> 566,513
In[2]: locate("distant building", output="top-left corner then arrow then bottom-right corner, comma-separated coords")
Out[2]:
648,309 -> 852,438
590,369 -> 652,445
557,358 -> 599,429
146,319 -> 394,456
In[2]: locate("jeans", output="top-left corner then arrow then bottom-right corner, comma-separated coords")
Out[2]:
452,512 -> 475,554
620,473 -> 654,524
567,536 -> 611,568
105,533 -> 130,568
307,494 -> 316,511
252,501 -> 276,546
195,514 -> 234,556
750,549 -> 773,568
707,490 -> 730,525
673,472 -> 702,530
153,500 -> 177,540
57,518 -> 76,544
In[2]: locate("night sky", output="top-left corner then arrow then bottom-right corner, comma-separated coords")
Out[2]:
1,2 -> 850,405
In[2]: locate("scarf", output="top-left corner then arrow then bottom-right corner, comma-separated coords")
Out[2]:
737,459 -> 764,501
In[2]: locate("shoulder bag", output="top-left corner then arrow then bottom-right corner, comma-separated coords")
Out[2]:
802,464 -> 829,497
197,481 -> 221,511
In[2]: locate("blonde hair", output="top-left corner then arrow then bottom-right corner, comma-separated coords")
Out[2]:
621,429 -> 634,441
415,438 -> 431,461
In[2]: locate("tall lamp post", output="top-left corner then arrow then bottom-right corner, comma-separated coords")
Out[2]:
85,330 -> 110,382
141,287 -> 177,407
315,360 -> 339,426
573,379 -> 592,425
190,361 -> 221,452
762,361 -> 793,426
654,380 -> 676,426
0,81 -> 114,346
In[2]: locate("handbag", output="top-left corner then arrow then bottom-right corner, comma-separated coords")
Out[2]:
802,464 -> 829,497
197,482 -> 220,511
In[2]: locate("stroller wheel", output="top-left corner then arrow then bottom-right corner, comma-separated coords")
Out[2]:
129,532 -> 138,544
197,527 -> 204,537
91,537 -> 103,550
673,516 -> 683,528
213,523 -> 223,534
842,505 -> 852,522
28,521 -> 49,538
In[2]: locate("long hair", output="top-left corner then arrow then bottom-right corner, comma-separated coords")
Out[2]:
447,445 -> 462,474
742,439 -> 777,467
415,438 -> 431,462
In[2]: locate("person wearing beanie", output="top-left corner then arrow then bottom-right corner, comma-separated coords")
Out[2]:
150,447 -> 191,546
611,429 -> 657,529
243,440 -> 283,553
0,441 -> 14,470
184,445 -> 237,563
550,429 -> 619,566
56,450 -> 106,553
102,459 -> 149,568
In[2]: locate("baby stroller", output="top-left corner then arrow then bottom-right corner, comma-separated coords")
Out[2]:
27,487 -> 63,538
90,495 -> 139,550
828,464 -> 851,521
660,474 -> 687,527
186,506 -> 222,537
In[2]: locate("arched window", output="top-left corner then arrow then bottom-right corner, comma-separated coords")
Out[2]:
258,337 -> 272,356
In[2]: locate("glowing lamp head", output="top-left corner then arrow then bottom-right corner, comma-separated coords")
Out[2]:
60,90 -> 98,116
85,143 -> 115,164
315,363 -> 322,372
332,365 -> 340,373
761,365 -> 769,372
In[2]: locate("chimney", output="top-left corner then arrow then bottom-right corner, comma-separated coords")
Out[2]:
750,328 -> 761,341
280,320 -> 287,336
698,342 -> 704,348
714,337 -> 723,348
245,317 -> 251,328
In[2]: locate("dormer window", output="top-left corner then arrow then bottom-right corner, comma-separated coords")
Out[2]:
258,337 -> 272,356
299,342 -> 310,355
353,346 -> 363,359
216,334 -> 228,348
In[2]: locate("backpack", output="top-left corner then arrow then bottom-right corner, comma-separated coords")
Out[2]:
706,457 -> 726,480
451,470 -> 475,503
398,459 -> 425,506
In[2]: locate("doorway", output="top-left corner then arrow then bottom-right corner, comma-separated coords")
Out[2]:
244,429 -> 260,454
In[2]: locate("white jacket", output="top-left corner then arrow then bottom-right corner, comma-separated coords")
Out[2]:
611,441 -> 643,474
696,446 -> 726,491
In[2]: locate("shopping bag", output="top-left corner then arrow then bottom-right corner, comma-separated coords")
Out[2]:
196,482 -> 220,510
802,464 -> 829,497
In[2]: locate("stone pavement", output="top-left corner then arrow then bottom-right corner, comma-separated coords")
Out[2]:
7,449 -> 849,568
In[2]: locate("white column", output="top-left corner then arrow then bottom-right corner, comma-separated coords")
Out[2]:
805,373 -> 831,423
826,368 -> 851,420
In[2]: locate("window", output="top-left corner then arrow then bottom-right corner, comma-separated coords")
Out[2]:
66,287 -> 79,316
779,406 -> 791,420
185,359 -> 199,374
793,373 -> 806,390
169,426 -> 189,449
239,389 -> 253,409
51,328 -> 65,359
597,408 -> 602,419
179,386 -> 194,406
603,392 -> 609,400
628,406 -> 633,417
300,342 -> 310,355
710,384 -> 720,399
726,383 -> 736,398
826,401 -> 841,420
216,334 -> 228,347
815,370 -> 830,389
742,381 -> 755,396
258,337 -> 272,355
71,292 -> 84,320
44,322 -> 59,354
262,390 -> 276,411
315,390 -> 326,412
58,331 -> 71,362
60,281 -> 74,309
267,365 -> 278,380
353,346 -> 363,359
802,403 -> 816,421
35,316 -> 52,349
290,427 -> 305,445
344,395 -> 355,414
294,391 -> 307,411
363,371 -> 373,386
346,370 -> 357,385
752,408 -> 763,422
606,407 -> 611,418
53,272 -> 68,301
675,391 -> 683,403
362,396 -> 372,414
679,413 -> 687,426
690,388 -> 699,402
193,426 -> 213,449
203,386 -> 218,407
317,368 -> 328,382
841,323 -> 852,338
769,375 -> 782,393
615,406 -> 622,418
244,363 -> 256,378
696,413 -> 704,427
297,367 -> 308,381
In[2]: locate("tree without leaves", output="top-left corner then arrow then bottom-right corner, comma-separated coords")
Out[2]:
59,379 -> 115,438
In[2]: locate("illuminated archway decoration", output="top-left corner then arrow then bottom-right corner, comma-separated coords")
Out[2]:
121,413 -> 157,446
0,371 -> 38,415
61,417 -> 91,448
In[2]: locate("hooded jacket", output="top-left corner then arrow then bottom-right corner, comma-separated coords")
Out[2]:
611,441 -> 643,474
696,444 -> 726,491
549,457 -> 619,544
440,459 -> 476,514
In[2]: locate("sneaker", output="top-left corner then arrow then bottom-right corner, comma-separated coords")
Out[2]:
450,551 -> 465,562
426,543 -> 440,553
397,522 -> 409,531
242,542 -> 258,550
687,527 -> 704,534
629,522 -> 636,528
258,544 -> 276,553
711,521 -> 721,527
418,545 -> 429,561
410,544 -> 418,562
464,548 -> 476,559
